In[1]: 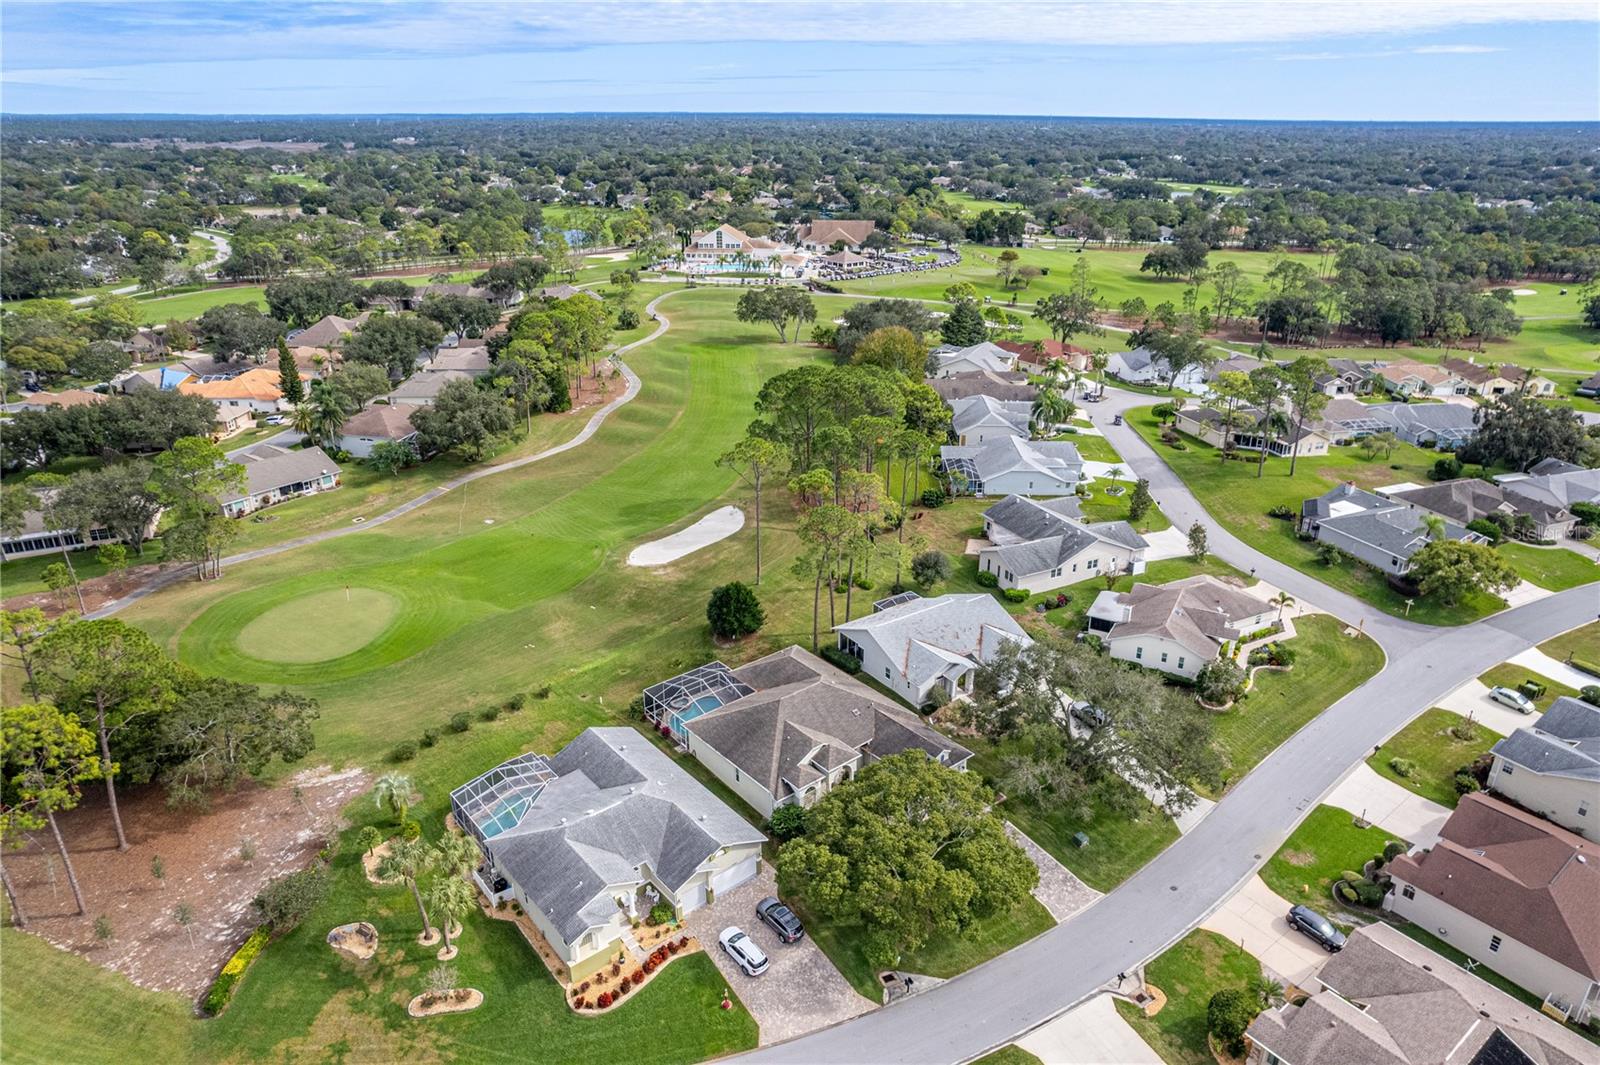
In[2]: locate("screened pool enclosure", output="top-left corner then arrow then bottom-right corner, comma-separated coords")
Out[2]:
449,752 -> 558,846
642,661 -> 755,742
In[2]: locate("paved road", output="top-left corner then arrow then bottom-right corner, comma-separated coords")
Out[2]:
86,292 -> 678,619
66,229 -> 232,306
740,386 -> 1600,1064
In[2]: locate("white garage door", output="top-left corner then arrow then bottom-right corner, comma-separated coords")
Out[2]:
681,880 -> 707,912
709,855 -> 759,899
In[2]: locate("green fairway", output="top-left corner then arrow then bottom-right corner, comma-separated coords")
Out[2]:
132,285 -> 268,323
1260,805 -> 1404,919
940,190 -> 1023,216
1115,929 -> 1262,1065
1125,406 -> 1507,624
234,586 -> 402,663
1368,708 -> 1502,807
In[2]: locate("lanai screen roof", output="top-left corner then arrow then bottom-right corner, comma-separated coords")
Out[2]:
642,661 -> 756,723
450,752 -> 558,845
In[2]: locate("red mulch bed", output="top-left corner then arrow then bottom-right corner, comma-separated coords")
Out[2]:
5,765 -> 368,1001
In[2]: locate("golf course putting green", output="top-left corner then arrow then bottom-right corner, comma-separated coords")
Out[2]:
234,587 -> 403,664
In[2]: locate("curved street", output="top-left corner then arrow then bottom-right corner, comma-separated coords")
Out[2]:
742,384 -> 1600,1064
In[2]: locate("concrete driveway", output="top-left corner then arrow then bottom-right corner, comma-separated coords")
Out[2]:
1016,993 -> 1161,1065
1200,876 -> 1331,989
1324,764 -> 1450,849
1438,679 -> 1541,736
684,863 -> 875,1046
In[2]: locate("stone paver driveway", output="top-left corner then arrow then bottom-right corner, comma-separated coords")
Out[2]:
683,862 -> 875,1045
1005,822 -> 1101,921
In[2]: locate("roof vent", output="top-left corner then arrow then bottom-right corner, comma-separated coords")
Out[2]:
1578,855 -> 1588,864
699,814 -> 707,822
559,817 -> 567,824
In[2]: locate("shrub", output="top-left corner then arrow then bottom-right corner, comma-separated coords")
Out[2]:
1336,882 -> 1358,903
768,803 -> 806,841
642,958 -> 656,973
852,575 -> 873,590
631,969 -> 645,986
597,992 -> 613,1008
535,685 -> 553,699
911,549 -> 952,587
1354,880 -> 1387,907
668,938 -> 681,954
389,741 -> 418,762
1431,456 -> 1463,481
1382,840 -> 1408,863
820,645 -> 861,674
1266,503 -> 1295,520
252,866 -> 329,933
1388,757 -> 1417,779
1453,772 -> 1481,796
401,819 -> 422,842
1196,660 -> 1247,704
419,728 -> 439,748
1466,518 -> 1502,543
480,705 -> 501,721
1207,988 -> 1259,1058
616,307 -> 640,331
1269,642 -> 1297,667
920,488 -> 947,508
1581,685 -> 1600,707
975,570 -> 999,588
647,901 -> 675,927
448,711 -> 471,733
202,926 -> 271,1015
1001,587 -> 1028,603
1315,542 -> 1347,566
706,581 -> 765,639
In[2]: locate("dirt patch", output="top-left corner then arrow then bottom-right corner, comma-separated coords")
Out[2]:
362,840 -> 398,884
6,764 -> 368,1001
2,561 -> 191,619
1280,849 -> 1317,868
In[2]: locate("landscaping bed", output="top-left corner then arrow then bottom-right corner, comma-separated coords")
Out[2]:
1114,929 -> 1262,1065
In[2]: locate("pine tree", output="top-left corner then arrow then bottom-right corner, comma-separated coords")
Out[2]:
276,337 -> 304,405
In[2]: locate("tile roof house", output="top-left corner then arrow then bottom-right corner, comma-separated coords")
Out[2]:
1086,575 -> 1273,679
794,219 -> 877,252
950,394 -> 1034,444
1300,482 -> 1486,576
1373,361 -> 1470,398
1489,697 -> 1600,842
995,339 -> 1093,373
15,388 -> 109,411
1385,478 -> 1577,541
835,593 -> 1033,708
978,495 -> 1146,594
929,368 -> 1036,404
940,436 -> 1084,497
337,405 -> 419,459
1387,791 -> 1600,1023
1245,923 -> 1594,1065
927,341 -> 1019,378
178,367 -> 290,412
454,729 -> 765,982
649,646 -> 974,818
289,311 -> 372,350
221,444 -> 342,517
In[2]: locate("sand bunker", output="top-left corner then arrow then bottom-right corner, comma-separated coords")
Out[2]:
1512,288 -> 1537,296
627,506 -> 744,566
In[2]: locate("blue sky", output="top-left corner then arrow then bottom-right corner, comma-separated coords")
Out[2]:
2,1 -> 1597,119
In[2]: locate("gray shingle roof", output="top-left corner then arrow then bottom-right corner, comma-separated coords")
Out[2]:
483,728 -> 765,944
1304,482 -> 1482,559
940,436 -> 1083,487
1105,575 -> 1265,658
1491,697 -> 1600,782
387,369 -> 474,401
950,394 -> 1032,437
835,593 -> 1032,694
224,444 -> 341,504
929,369 -> 1035,404
984,494 -> 1084,539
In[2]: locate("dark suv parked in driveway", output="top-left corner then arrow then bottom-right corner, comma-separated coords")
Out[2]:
1287,904 -> 1346,952
755,896 -> 805,943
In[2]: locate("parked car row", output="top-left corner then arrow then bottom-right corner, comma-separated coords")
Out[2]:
719,896 -> 806,978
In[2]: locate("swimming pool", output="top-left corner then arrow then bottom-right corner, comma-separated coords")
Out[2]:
476,794 -> 532,839
669,694 -> 726,736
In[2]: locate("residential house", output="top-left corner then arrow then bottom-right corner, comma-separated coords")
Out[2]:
995,339 -> 1093,373
978,495 -> 1147,593
535,284 -> 603,303
386,369 -> 474,406
1106,346 -> 1207,390
1384,478 -> 1577,541
13,388 -> 109,412
928,369 -> 1035,405
927,341 -> 1019,378
1313,358 -> 1375,397
337,405 -> 419,459
1502,365 -> 1557,398
0,488 -> 159,561
1299,482 -> 1486,577
950,394 -> 1034,444
1575,372 -> 1600,399
286,345 -> 341,378
1173,405 -> 1332,459
1387,791 -> 1600,1023
178,367 -> 290,413
834,593 -> 1033,708
289,311 -> 372,350
452,729 -> 765,982
220,444 -> 342,517
118,328 -> 168,359
423,346 -> 493,376
644,647 -> 973,818
1244,923 -> 1594,1065
1191,353 -> 1269,396
1489,697 -> 1600,842
940,436 -> 1084,497
212,402 -> 256,437
1319,397 -> 1481,450
1085,575 -> 1274,679
793,219 -> 876,252
1372,361 -> 1469,398
1439,356 -> 1519,398
1497,461 -> 1600,519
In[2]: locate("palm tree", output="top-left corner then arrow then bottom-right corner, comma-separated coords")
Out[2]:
426,876 -> 476,956
376,837 -> 436,939
434,833 -> 481,880
291,402 -> 316,440
1269,591 -> 1296,620
1031,387 -> 1071,435
309,380 -> 347,448
372,773 -> 414,826
1421,514 -> 1447,542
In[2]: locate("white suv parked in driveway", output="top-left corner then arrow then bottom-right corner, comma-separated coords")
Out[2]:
718,926 -> 769,977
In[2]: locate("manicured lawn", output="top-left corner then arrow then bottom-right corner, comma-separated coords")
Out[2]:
131,285 -> 268,323
1114,929 -> 1262,1065
1477,663 -> 1577,711
1260,805 -> 1405,919
1209,616 -> 1385,795
1125,406 -> 1505,625
1540,621 -> 1600,666
1368,708 -> 1503,807
1060,429 -> 1122,464
970,1046 -> 1043,1065
235,587 -> 402,663
0,928 -> 195,1065
792,892 -> 1055,1003
972,741 -> 1180,893
1497,542 -> 1600,592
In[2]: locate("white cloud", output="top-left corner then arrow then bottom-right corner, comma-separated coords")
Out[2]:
1411,44 -> 1504,54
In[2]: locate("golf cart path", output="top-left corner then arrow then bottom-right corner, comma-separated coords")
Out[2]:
87,292 -> 676,619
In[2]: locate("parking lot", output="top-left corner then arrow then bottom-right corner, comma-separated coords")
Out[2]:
683,863 -> 876,1045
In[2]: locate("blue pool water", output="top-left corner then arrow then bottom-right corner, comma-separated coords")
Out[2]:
670,694 -> 726,735
477,795 -> 531,839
